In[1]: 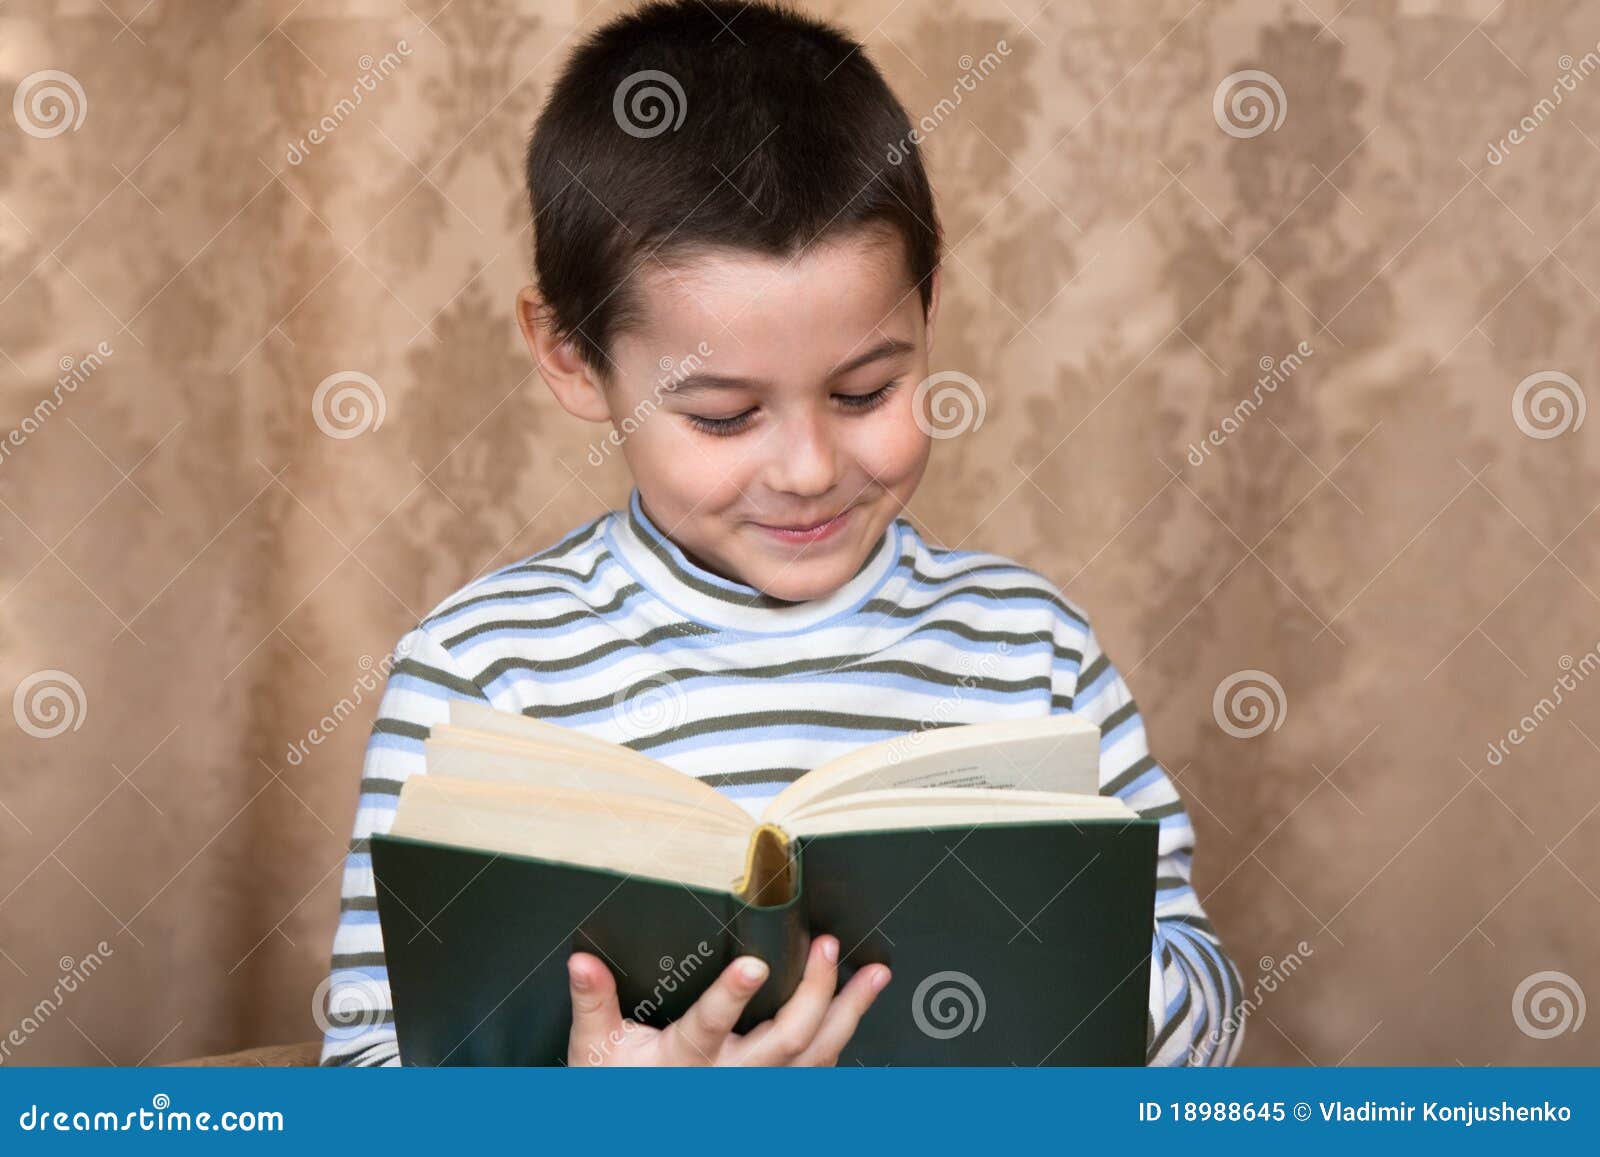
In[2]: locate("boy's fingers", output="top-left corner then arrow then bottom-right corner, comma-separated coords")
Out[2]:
795,964 -> 891,1066
736,935 -> 839,1066
566,952 -> 625,1065
667,955 -> 769,1064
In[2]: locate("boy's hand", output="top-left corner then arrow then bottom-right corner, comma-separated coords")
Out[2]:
566,934 -> 889,1066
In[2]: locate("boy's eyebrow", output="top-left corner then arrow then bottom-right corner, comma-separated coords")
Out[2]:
665,336 -> 915,397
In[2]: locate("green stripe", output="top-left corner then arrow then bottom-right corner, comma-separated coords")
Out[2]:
864,582 -> 1084,626
1139,799 -> 1187,821
1103,753 -> 1156,797
441,584 -> 647,648
371,718 -> 429,743
1101,699 -> 1139,735
625,709 -> 965,753
529,659 -> 1052,721
1075,653 -> 1110,700
424,554 -> 617,627
331,951 -> 388,968
474,622 -> 716,683
700,767 -> 809,787
502,517 -> 607,571
388,657 -> 486,700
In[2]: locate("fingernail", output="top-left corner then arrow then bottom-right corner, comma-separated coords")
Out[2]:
739,957 -> 768,984
569,959 -> 590,990
870,967 -> 890,992
821,937 -> 839,964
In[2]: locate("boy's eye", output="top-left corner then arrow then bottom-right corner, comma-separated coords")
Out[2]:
681,380 -> 901,437
836,379 -> 901,410
684,408 -> 756,436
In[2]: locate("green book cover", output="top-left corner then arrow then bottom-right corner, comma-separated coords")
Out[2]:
371,816 -> 1158,1066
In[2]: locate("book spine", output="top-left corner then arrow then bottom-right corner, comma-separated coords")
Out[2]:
726,900 -> 810,1032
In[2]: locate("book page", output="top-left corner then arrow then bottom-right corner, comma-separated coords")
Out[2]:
763,713 -> 1103,823
390,776 -> 752,893
436,701 -> 748,824
784,787 -> 1135,837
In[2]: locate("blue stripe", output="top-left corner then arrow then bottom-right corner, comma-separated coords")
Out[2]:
1076,663 -> 1117,706
474,626 -> 1054,697
1100,711 -> 1140,747
644,722 -> 912,760
425,564 -> 626,629
520,673 -> 1047,730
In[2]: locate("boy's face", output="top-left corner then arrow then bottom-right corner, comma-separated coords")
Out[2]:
552,228 -> 939,603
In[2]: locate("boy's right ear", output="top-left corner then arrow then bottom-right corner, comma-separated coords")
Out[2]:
516,286 -> 613,423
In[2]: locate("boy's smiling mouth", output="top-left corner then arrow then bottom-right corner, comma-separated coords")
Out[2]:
752,506 -> 854,544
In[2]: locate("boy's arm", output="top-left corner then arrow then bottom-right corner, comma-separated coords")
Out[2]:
318,625 -> 490,1067
1054,614 -> 1245,1066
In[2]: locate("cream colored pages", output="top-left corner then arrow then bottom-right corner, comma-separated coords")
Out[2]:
389,775 -> 752,893
448,699 -> 649,760
763,712 -> 1103,823
785,788 -> 1135,838
424,733 -> 749,824
437,701 -> 747,824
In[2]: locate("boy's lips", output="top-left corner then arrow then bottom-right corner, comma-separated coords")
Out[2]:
753,506 -> 853,544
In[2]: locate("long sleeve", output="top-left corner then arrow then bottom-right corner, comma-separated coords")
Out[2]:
317,625 -> 490,1067
1056,614 -> 1245,1066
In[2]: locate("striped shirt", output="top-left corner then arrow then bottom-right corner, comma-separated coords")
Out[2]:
318,487 -> 1244,1066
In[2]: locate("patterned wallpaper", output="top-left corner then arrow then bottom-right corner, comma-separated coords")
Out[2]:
0,0 -> 1596,1064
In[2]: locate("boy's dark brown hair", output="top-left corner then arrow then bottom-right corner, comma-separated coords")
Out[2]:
525,0 -> 943,384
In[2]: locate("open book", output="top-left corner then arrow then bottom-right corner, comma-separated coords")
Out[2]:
391,700 -> 1134,904
370,703 -> 1158,1066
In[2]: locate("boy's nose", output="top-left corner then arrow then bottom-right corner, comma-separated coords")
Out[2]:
766,415 -> 839,498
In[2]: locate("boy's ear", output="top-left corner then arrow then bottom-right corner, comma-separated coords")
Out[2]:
516,286 -> 613,423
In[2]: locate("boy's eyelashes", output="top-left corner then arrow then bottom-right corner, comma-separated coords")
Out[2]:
682,380 -> 902,437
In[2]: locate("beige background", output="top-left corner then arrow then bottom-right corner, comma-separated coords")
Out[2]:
1,0 -> 1597,1065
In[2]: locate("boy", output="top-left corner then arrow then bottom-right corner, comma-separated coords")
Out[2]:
319,0 -> 1243,1067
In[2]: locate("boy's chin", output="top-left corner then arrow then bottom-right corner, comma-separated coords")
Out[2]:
741,553 -> 862,604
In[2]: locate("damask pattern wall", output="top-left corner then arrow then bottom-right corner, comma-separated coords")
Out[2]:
1,0 -> 1595,1064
